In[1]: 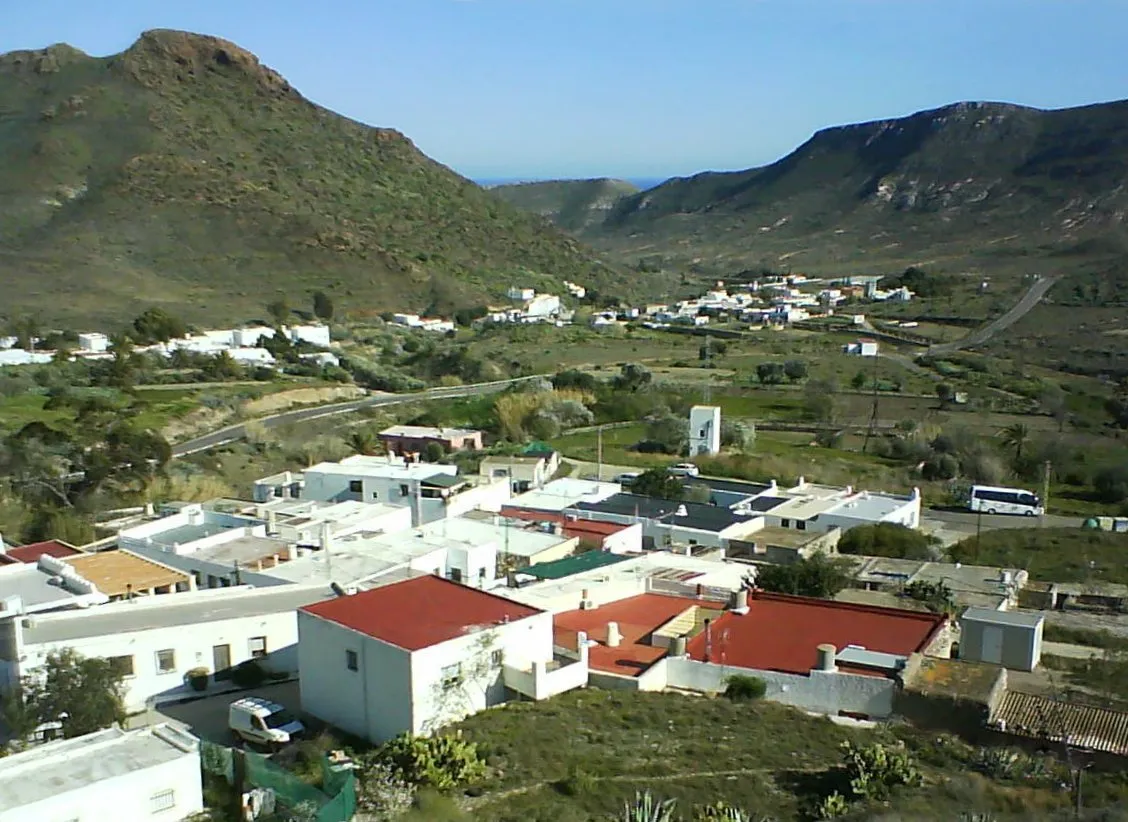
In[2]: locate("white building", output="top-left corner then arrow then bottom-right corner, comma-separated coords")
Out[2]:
503,478 -> 623,516
0,584 -> 335,712
567,493 -> 764,552
0,556 -> 109,616
688,405 -> 722,456
478,452 -> 561,493
0,349 -> 53,367
286,324 -> 332,347
227,347 -> 276,366
298,575 -> 587,742
0,724 -> 203,822
754,479 -> 921,533
843,339 -> 879,357
507,286 -> 535,302
523,294 -> 562,320
232,326 -> 274,348
77,332 -> 110,353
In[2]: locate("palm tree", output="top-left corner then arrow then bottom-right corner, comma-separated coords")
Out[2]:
346,429 -> 379,456
998,423 -> 1031,462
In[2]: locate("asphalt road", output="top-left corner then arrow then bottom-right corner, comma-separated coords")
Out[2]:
171,375 -> 544,458
926,274 -> 1060,357
922,507 -> 1080,532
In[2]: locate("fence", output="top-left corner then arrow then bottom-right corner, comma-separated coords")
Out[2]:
201,740 -> 356,822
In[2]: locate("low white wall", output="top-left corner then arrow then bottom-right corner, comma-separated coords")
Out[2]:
604,523 -> 643,555
663,656 -> 896,717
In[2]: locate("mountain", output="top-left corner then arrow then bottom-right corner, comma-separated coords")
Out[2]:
0,31 -> 635,326
519,101 -> 1128,282
489,179 -> 639,232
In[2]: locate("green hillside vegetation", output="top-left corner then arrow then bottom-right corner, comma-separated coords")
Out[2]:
489,178 -> 639,232
0,31 -> 643,326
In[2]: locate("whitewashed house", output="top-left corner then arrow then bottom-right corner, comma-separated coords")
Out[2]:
77,332 -> 110,353
298,575 -> 587,742
0,724 -> 203,822
843,338 -> 879,357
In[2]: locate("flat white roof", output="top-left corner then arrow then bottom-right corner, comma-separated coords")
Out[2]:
429,516 -> 568,558
824,492 -> 915,520
0,562 -> 102,612
768,495 -> 842,521
962,607 -> 1044,629
380,425 -> 480,438
0,724 -> 197,809
507,479 -> 621,513
305,456 -> 455,481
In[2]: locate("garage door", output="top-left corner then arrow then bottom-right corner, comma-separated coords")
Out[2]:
981,625 -> 1004,665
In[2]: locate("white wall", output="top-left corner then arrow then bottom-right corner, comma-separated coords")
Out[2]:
409,611 -> 554,736
297,613 -> 414,744
0,751 -> 203,822
128,543 -> 293,590
17,610 -> 300,712
445,479 -> 512,519
603,523 -> 643,555
663,656 -> 897,717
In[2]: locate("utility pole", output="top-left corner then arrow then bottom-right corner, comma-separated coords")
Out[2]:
702,335 -> 712,404
1041,460 -> 1052,527
862,350 -> 880,454
596,425 -> 604,481
975,507 -> 984,564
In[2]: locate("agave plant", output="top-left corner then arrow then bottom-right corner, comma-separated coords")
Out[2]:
694,801 -> 755,821
622,790 -> 678,822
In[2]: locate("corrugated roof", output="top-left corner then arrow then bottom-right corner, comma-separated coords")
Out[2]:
299,576 -> 542,651
520,551 -> 632,580
684,591 -> 946,677
991,691 -> 1128,756
961,607 -> 1044,629
0,540 -> 81,565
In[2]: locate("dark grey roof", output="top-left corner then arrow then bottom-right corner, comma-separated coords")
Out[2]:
572,493 -> 756,533
746,496 -> 789,512
421,474 -> 467,488
690,477 -> 773,497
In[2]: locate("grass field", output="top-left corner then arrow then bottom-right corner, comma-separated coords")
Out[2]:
950,528 -> 1128,585
451,689 -> 1122,821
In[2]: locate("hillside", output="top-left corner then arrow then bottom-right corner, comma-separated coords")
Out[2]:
0,31 -> 637,326
544,101 -> 1128,284
489,178 -> 639,232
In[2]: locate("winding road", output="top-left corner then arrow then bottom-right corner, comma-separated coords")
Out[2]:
171,375 -> 545,458
925,274 -> 1060,358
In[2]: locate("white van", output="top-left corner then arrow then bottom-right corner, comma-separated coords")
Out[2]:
228,697 -> 305,747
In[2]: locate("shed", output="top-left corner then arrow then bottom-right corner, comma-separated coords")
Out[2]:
959,607 -> 1044,672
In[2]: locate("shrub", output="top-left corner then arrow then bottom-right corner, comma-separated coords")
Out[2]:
838,523 -> 935,560
374,732 -> 486,790
1095,464 -> 1128,504
186,667 -> 210,692
230,660 -> 267,689
842,740 -> 922,800
723,674 -> 766,701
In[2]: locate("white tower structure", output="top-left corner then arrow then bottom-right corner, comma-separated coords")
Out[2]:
688,405 -> 722,456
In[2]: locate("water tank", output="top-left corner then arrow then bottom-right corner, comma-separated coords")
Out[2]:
815,644 -> 837,672
731,588 -> 749,612
606,621 -> 622,648
671,636 -> 687,656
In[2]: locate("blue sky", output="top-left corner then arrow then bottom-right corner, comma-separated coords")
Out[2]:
4,0 -> 1126,180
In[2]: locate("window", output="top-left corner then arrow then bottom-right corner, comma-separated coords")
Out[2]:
249,637 -> 267,659
780,519 -> 790,529
346,650 -> 358,671
490,649 -> 504,668
371,491 -> 379,499
399,483 -> 410,497
150,789 -> 176,813
106,654 -> 134,678
441,663 -> 462,690
448,567 -> 463,583
155,649 -> 176,674
796,520 -> 807,531
348,480 -> 363,493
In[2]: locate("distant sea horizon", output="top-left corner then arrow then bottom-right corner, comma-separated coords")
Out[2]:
474,176 -> 669,191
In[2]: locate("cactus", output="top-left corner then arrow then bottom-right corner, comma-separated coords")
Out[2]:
841,740 -> 922,799
374,731 -> 486,790
621,791 -> 678,822
693,801 -> 754,821
815,792 -> 849,820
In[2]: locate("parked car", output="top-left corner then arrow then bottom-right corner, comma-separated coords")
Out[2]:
229,697 -> 305,748
614,471 -> 642,486
667,463 -> 700,478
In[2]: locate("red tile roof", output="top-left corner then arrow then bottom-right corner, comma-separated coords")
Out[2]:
0,540 -> 81,565
555,594 -> 724,677
563,519 -> 630,537
300,575 -> 543,651
685,591 -> 945,677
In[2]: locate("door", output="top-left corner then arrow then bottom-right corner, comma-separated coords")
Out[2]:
213,644 -> 232,681
981,625 -> 1004,665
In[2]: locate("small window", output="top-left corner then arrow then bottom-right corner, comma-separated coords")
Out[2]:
399,483 -> 410,497
249,637 -> 267,659
448,567 -> 463,583
490,649 -> 503,668
346,650 -> 358,671
441,663 -> 462,690
107,655 -> 134,678
155,649 -> 176,674
150,789 -> 176,813
371,491 -> 379,499
348,480 -> 363,493
780,519 -> 790,529
796,520 -> 807,531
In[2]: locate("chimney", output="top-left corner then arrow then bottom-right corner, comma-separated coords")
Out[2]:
730,588 -> 749,614
815,643 -> 837,673
267,510 -> 278,535
671,636 -> 687,657
320,521 -> 333,552
675,504 -> 688,518
796,476 -> 806,489
606,621 -> 622,648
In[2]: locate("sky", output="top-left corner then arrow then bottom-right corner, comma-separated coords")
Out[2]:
3,0 -> 1126,181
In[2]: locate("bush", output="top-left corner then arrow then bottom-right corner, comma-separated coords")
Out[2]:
230,660 -> 267,689
723,674 -> 766,701
1095,464 -> 1128,504
838,523 -> 935,560
374,732 -> 486,790
842,740 -> 922,800
186,667 -> 210,692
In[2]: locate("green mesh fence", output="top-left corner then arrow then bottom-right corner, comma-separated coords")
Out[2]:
198,740 -> 356,822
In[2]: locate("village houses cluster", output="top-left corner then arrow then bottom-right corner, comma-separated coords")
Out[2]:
2,402 -> 1095,821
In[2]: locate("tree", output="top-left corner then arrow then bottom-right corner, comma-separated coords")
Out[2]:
1105,379 -> 1128,429
1040,385 -> 1068,433
630,468 -> 684,500
642,412 -> 687,455
267,297 -> 291,327
347,429 -> 380,456
1094,464 -> 1128,504
783,359 -> 808,382
803,379 -> 838,423
421,441 -> 446,463
720,419 -> 754,452
612,363 -> 652,393
1,649 -> 126,741
998,422 -> 1031,463
131,307 -> 186,345
9,313 -> 41,350
838,523 -> 936,560
312,290 -> 335,321
850,370 -> 867,390
754,554 -> 851,599
552,369 -> 597,392
755,362 -> 785,385
936,383 -> 955,409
